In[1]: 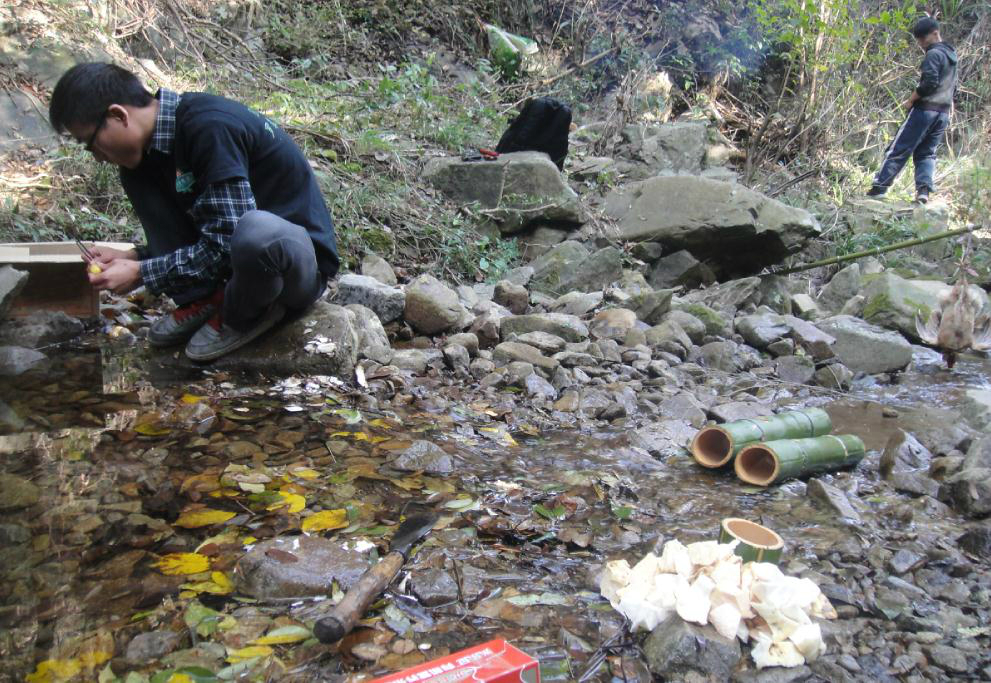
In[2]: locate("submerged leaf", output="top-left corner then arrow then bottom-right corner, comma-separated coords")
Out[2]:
251,625 -> 311,645
301,509 -> 349,533
154,553 -> 211,575
174,508 -> 236,529
267,492 -> 306,514
226,645 -> 273,663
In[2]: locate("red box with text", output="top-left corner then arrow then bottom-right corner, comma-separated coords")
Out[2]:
370,639 -> 540,683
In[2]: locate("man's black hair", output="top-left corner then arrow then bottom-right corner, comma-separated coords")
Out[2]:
49,63 -> 154,134
911,17 -> 939,39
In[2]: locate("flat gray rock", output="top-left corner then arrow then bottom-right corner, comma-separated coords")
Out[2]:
234,535 -> 371,598
392,440 -> 454,475
336,273 -> 405,323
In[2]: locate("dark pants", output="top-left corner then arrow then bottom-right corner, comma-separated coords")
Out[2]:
872,108 -> 949,194
121,170 -> 323,330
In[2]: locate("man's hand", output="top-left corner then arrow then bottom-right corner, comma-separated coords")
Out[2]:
88,245 -> 138,266
88,258 -> 142,294
902,98 -> 915,112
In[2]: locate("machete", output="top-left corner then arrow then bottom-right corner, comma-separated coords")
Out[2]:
313,510 -> 437,643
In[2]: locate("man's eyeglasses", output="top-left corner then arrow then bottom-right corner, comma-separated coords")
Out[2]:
84,116 -> 107,152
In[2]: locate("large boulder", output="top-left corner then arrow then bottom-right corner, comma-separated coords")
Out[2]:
404,274 -> 468,335
603,176 -> 820,271
622,121 -> 708,175
0,310 -> 83,347
816,315 -> 912,374
862,272 -> 989,341
817,264 -> 861,313
335,274 -> 405,323
643,613 -> 741,681
529,242 -> 624,295
680,277 -> 762,319
197,301 -> 358,377
0,266 -> 28,320
423,151 -> 583,234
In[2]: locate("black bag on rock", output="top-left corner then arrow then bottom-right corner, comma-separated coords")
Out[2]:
495,97 -> 572,170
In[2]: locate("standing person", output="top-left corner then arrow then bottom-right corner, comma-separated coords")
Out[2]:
48,63 -> 340,361
868,17 -> 957,204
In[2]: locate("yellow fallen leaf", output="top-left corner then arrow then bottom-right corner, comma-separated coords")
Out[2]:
242,535 -> 258,545
167,675 -> 195,683
134,422 -> 171,437
268,492 -> 305,514
301,509 -> 348,533
227,645 -> 273,663
290,467 -> 320,480
251,624 -> 312,645
25,659 -> 81,683
182,570 -> 233,595
181,393 -> 205,404
154,553 -> 211,575
368,418 -> 393,429
77,650 -> 111,669
174,508 -> 236,529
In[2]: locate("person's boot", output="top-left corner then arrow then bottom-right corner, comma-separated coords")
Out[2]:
915,189 -> 930,205
866,186 -> 886,198
148,287 -> 224,347
185,303 -> 285,362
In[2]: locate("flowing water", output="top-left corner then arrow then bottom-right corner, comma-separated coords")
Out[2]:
0,338 -> 988,681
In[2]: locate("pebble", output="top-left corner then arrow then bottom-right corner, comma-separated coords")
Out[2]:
925,644 -> 968,673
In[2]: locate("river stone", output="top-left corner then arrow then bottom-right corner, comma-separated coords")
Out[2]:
346,304 -> 390,352
699,340 -> 755,373
603,176 -> 820,271
446,332 -> 479,357
519,226 -> 569,261
404,274 -> 468,335
0,473 -> 39,510
493,342 -> 559,371
0,310 -> 84,347
191,301 -> 357,377
880,431 -> 933,478
957,527 -> 991,558
390,349 -> 429,374
925,645 -> 969,673
681,277 -> 762,319
493,280 -> 529,315
815,315 -> 912,374
659,392 -> 707,428
393,440 -> 454,474
360,253 -> 398,286
423,151 -> 583,234
0,345 -> 46,376
940,467 -> 991,518
961,389 -> 991,432
807,478 -> 862,522
442,344 -> 470,374
818,264 -> 862,313
590,308 -> 637,341
784,315 -> 835,360
671,301 -> 730,337
524,373 -> 557,399
630,420 -> 696,458
648,250 -> 715,289
767,338 -> 795,357
627,120 -> 707,174
125,631 -> 182,665
501,313 -> 588,343
529,241 -> 590,294
411,568 -> 459,607
515,331 -> 566,354
0,266 -> 28,320
791,293 -> 821,320
736,311 -> 789,349
661,310 -> 705,344
708,401 -> 774,423
815,363 -> 854,390
235,536 -> 371,598
551,291 -> 603,317
469,308 -> 507,349
645,320 -> 692,353
335,274 -> 405,323
776,355 -> 815,385
629,288 -> 674,325
643,612 -> 741,681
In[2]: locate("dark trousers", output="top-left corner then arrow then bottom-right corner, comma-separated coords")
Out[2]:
121,170 -> 323,330
872,108 -> 949,193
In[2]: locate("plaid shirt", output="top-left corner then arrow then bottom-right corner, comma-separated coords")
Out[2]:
138,89 -> 257,296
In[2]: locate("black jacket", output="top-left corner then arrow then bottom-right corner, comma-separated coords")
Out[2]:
916,42 -> 957,113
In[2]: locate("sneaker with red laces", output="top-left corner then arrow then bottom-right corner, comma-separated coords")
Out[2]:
185,303 -> 285,362
148,289 -> 224,348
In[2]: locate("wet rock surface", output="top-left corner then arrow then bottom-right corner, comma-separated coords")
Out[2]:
235,536 -> 371,598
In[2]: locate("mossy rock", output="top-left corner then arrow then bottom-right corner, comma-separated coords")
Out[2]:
671,301 -> 730,337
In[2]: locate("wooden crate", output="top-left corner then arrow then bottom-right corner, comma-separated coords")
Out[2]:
0,241 -> 134,318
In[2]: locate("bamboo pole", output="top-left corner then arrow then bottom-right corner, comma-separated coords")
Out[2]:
770,225 -> 977,276
735,434 -> 866,486
691,408 -> 832,469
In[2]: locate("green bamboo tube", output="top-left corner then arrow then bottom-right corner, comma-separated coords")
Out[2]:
735,434 -> 866,486
691,408 -> 832,469
718,518 -> 785,564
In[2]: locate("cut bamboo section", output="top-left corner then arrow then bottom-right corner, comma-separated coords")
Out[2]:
691,408 -> 832,469
719,518 -> 784,564
735,434 -> 866,486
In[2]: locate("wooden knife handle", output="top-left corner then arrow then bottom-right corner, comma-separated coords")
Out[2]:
313,551 -> 405,643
